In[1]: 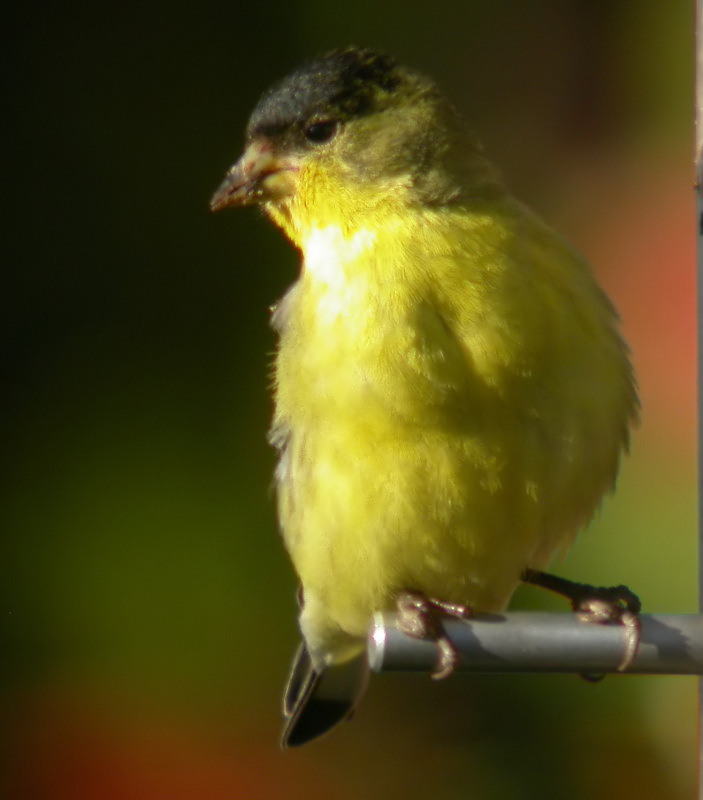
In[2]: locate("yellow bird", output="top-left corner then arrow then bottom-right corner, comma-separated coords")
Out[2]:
211,47 -> 638,747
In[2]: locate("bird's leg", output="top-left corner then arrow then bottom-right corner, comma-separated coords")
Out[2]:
395,590 -> 472,680
521,568 -> 641,672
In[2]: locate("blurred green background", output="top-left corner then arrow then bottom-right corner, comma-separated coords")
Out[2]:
3,1 -> 696,798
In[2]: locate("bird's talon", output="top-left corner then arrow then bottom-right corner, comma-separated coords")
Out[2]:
616,610 -> 641,672
431,636 -> 459,680
523,570 -> 642,673
396,590 -> 469,678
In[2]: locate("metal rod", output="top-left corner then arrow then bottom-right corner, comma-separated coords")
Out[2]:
368,612 -> 703,675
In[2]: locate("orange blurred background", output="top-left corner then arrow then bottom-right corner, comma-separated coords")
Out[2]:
3,2 -> 696,798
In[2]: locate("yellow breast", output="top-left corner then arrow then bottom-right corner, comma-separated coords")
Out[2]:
270,202 -> 636,658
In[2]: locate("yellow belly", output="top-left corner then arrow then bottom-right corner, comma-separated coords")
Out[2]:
271,212 -> 635,666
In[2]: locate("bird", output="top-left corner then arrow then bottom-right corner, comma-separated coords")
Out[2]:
210,47 -> 638,747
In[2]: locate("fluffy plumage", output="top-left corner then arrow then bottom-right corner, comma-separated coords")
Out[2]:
211,47 -> 638,746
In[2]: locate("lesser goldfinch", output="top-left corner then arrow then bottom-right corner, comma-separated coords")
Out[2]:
211,47 -> 638,747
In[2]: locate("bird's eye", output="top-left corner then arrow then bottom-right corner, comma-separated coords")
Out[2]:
304,120 -> 339,144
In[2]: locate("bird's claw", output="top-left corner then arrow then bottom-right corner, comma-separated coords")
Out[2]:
522,569 -> 642,673
395,590 -> 472,679
572,586 -> 642,672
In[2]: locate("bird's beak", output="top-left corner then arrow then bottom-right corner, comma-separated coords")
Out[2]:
210,138 -> 299,211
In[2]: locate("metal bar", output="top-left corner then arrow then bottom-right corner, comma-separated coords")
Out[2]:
368,612 -> 703,675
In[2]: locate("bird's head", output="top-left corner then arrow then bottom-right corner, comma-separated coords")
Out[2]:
210,47 -> 499,243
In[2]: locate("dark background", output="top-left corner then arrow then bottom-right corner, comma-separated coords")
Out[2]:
3,2 -> 696,798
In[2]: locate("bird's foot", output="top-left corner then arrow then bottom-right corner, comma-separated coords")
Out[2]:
395,590 -> 472,680
522,568 -> 641,673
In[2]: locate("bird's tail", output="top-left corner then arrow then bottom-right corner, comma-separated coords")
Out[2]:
281,642 -> 369,747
